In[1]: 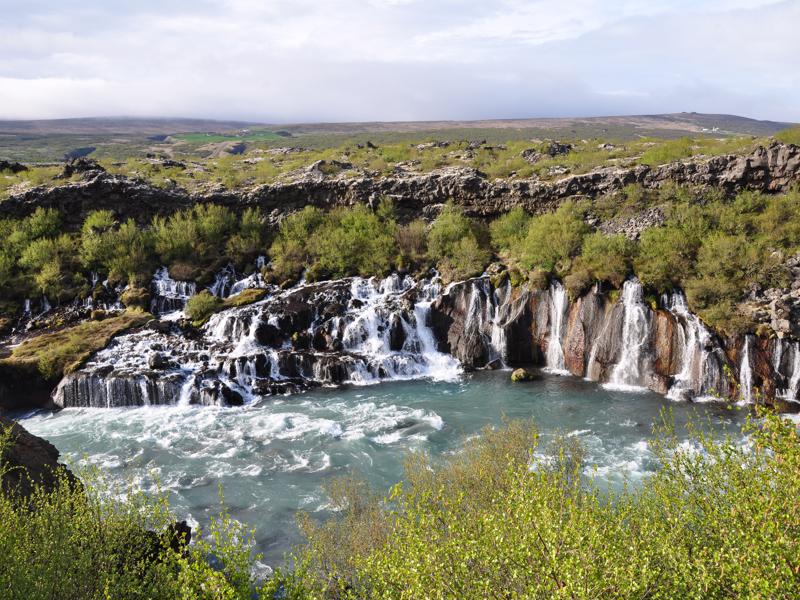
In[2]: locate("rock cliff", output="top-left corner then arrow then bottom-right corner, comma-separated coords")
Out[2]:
1,142 -> 798,226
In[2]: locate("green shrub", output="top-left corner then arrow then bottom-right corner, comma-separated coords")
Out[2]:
395,219 -> 428,268
489,206 -> 530,253
269,206 -> 326,279
517,201 -> 589,274
185,290 -> 223,325
574,232 -> 635,288
271,413 -> 800,600
153,204 -> 237,266
310,204 -> 397,278
634,225 -> 698,292
437,236 -> 490,282
0,434 -> 266,599
428,203 -> 490,281
80,212 -> 155,282
226,207 -> 267,262
427,202 -> 475,261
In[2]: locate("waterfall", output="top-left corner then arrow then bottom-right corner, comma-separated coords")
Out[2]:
665,292 -> 725,401
785,344 -> 800,401
605,279 -> 649,391
462,279 -> 506,367
209,265 -> 236,298
544,281 -> 569,374
57,273 -> 467,408
151,267 -> 197,315
739,336 -> 753,404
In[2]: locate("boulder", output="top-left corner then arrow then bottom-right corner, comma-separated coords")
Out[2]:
0,416 -> 78,499
511,368 -> 538,382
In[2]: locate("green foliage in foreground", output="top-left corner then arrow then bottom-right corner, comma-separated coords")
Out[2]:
269,413 -> 800,600
0,455 -> 265,599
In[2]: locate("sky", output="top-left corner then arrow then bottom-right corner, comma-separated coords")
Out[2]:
0,0 -> 798,123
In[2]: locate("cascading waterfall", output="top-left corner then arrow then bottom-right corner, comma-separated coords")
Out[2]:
56,274 -> 461,408
462,279 -> 507,367
606,279 -> 649,391
544,281 -> 569,374
150,267 -> 197,315
739,336 -> 754,404
665,292 -> 725,401
783,343 -> 800,401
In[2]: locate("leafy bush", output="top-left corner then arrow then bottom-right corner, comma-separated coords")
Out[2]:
0,434 -> 267,599
185,290 -> 223,325
310,204 -> 397,278
153,204 -> 237,265
269,206 -> 326,279
226,207 -> 268,262
489,206 -> 530,253
634,225 -> 699,292
574,232 -> 635,288
428,203 -> 490,281
395,219 -> 428,269
271,413 -> 800,599
80,212 -> 155,283
517,202 -> 589,274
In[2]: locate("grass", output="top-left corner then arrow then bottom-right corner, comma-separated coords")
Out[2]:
1,309 -> 151,381
0,130 -> 775,198
172,130 -> 286,144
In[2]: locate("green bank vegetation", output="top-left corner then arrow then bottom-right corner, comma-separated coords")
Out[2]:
268,412 -> 800,599
0,428 -> 267,599
3,410 -> 798,599
185,288 -> 268,326
491,187 -> 800,335
3,183 -> 800,336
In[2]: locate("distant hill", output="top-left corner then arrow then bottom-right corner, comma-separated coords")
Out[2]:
0,112 -> 792,137
0,117 -> 261,135
0,113 -> 793,163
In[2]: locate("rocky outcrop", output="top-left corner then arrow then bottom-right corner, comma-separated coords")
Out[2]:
741,253 -> 800,338
2,143 -> 798,227
0,416 -> 77,499
430,277 -> 799,410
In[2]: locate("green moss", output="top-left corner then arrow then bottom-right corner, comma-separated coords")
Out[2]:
1,309 -> 150,381
187,288 -> 268,326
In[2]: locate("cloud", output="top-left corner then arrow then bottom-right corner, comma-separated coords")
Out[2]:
0,0 -> 796,122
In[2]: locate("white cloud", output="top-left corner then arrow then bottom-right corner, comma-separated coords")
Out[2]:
0,0 -> 796,122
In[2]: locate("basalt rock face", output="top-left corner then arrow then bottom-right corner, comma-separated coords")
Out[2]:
0,416 -> 77,499
40,266 -> 800,410
430,277 -> 800,409
2,143 -> 799,226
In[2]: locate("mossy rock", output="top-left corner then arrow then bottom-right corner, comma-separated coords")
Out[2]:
511,368 -> 538,382
121,287 -> 151,310
528,269 -> 549,291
